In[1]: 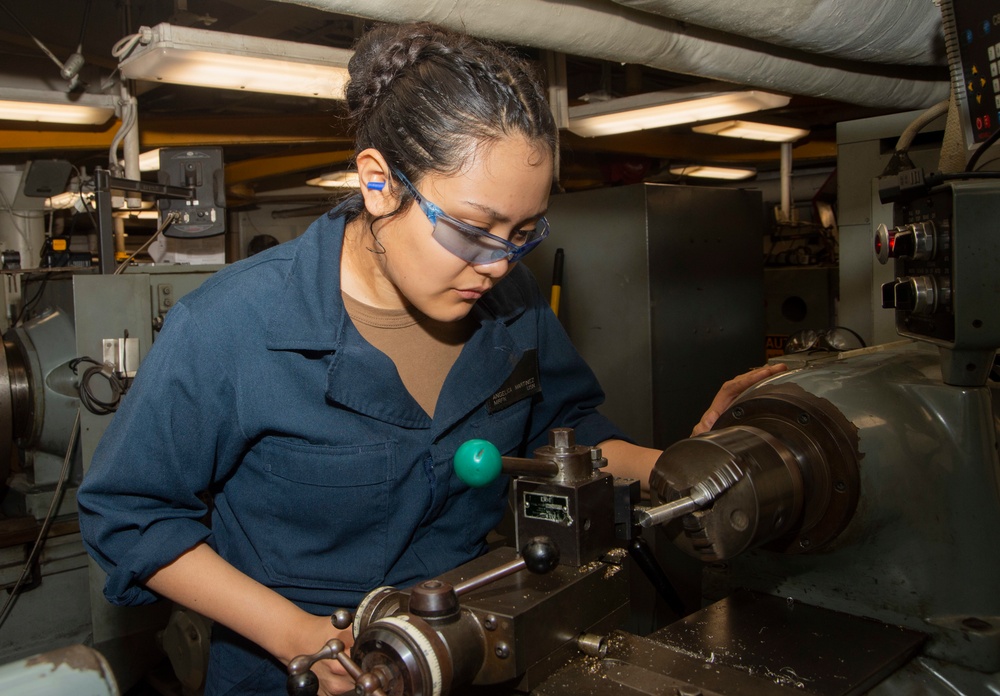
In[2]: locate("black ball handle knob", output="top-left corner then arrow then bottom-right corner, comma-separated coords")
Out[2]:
286,669 -> 319,696
521,536 -> 560,574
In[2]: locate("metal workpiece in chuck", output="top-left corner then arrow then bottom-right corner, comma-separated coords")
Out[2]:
650,383 -> 861,562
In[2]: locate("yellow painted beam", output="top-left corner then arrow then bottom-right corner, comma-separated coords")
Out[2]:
723,140 -> 838,162
0,113 -> 353,153
562,131 -> 838,162
225,149 -> 355,185
0,120 -> 121,151
139,114 -> 353,147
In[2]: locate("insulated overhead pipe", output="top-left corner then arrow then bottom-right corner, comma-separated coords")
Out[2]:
284,0 -> 948,109
608,0 -> 944,66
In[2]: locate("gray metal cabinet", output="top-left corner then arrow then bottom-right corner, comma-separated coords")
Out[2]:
526,183 -> 765,449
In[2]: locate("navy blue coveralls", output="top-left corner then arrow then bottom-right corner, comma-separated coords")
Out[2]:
78,206 -> 627,694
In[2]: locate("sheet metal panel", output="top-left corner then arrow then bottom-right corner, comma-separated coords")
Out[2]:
527,183 -> 764,449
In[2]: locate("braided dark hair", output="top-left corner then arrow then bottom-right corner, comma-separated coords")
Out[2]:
343,22 -> 556,206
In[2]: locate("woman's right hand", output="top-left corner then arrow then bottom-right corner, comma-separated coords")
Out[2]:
143,544 -> 362,695
283,612 -> 358,696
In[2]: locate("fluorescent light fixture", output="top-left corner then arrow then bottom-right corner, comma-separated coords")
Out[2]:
567,85 -> 790,137
306,171 -> 359,188
119,23 -> 352,99
139,149 -> 161,172
119,149 -> 162,172
669,165 -> 757,181
692,120 -> 809,142
0,87 -> 116,125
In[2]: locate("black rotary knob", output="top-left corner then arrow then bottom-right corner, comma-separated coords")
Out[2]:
522,536 -> 560,574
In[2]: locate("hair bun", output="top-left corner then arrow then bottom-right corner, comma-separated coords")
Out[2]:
345,21 -> 556,182
346,23 -> 461,121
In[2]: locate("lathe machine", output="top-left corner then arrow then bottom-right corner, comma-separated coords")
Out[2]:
286,180 -> 1000,696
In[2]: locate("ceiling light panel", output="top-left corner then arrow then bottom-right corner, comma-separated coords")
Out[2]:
567,87 -> 790,137
669,165 -> 757,180
306,171 -> 359,188
692,120 -> 809,142
119,23 -> 352,99
0,88 -> 116,125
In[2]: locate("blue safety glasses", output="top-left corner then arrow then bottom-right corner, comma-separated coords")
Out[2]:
392,169 -> 549,265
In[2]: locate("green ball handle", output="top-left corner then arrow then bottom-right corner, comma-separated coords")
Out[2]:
453,439 -> 503,488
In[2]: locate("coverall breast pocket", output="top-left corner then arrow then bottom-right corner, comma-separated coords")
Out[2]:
251,437 -> 394,591
471,398 -> 532,456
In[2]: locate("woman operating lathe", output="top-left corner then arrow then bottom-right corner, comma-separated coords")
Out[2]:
78,21 -> 782,696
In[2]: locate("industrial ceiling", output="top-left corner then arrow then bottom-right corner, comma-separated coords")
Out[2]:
0,0 -> 949,202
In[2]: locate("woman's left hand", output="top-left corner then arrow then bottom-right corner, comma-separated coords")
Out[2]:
691,363 -> 788,436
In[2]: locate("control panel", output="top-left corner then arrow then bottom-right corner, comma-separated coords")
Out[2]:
942,0 -> 1000,149
156,147 -> 226,238
876,180 -> 1000,386
876,196 -> 954,342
